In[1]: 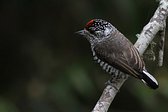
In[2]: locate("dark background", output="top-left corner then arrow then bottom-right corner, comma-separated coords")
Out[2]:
0,0 -> 168,112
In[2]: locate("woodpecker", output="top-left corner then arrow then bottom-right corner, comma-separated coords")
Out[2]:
77,19 -> 158,89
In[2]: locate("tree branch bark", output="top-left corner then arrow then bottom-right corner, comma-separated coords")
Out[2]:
92,0 -> 168,112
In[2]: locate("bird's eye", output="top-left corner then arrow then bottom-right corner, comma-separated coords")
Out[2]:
86,27 -> 102,37
87,27 -> 95,34
94,30 -> 102,36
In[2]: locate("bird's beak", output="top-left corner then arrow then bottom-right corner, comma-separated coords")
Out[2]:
75,29 -> 86,36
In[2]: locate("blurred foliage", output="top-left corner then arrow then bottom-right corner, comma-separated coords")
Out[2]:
0,0 -> 168,112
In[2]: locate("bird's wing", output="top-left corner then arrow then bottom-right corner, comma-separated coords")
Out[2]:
93,37 -> 144,79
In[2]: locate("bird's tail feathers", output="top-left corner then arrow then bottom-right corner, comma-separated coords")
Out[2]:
141,70 -> 158,89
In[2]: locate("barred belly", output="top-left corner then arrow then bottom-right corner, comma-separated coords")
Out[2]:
92,50 -> 127,79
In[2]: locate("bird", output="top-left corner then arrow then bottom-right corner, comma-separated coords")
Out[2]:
76,19 -> 158,89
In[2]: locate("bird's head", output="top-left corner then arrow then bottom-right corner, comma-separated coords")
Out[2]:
76,19 -> 114,45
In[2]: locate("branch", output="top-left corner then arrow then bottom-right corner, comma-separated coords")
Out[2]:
158,28 -> 166,66
92,0 -> 168,112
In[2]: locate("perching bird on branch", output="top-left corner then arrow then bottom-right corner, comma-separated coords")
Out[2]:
77,19 -> 158,89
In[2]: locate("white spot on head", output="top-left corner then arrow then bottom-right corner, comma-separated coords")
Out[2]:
104,28 -> 111,36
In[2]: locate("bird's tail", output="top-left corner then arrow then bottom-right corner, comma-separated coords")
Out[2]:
141,70 -> 159,89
